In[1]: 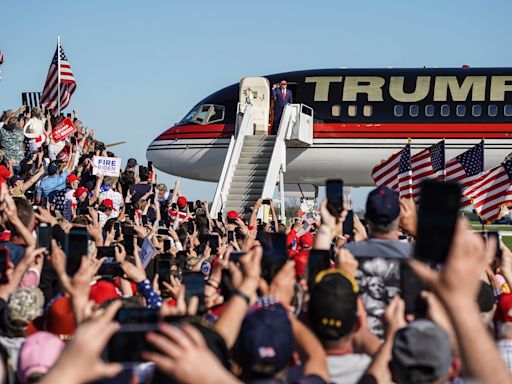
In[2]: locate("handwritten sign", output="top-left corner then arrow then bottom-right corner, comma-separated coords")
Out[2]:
92,156 -> 122,177
52,118 -> 76,142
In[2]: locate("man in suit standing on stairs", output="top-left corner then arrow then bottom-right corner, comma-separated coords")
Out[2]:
272,80 -> 293,134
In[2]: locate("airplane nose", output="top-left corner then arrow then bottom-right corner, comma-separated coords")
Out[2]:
146,136 -> 176,176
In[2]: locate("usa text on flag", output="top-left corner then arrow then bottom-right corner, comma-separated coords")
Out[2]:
411,140 -> 445,200
40,43 -> 76,113
464,159 -> 512,223
445,140 -> 484,207
371,144 -> 412,198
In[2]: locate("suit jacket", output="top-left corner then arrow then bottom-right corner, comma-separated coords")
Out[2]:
273,88 -> 293,109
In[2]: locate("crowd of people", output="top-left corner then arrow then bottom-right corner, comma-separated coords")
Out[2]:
0,103 -> 512,384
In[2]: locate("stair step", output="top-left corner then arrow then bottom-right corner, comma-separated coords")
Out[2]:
237,158 -> 272,166
235,164 -> 269,171
232,176 -> 266,182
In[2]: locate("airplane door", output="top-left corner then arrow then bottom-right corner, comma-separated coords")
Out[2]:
239,77 -> 270,135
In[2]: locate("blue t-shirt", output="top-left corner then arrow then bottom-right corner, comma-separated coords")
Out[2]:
36,171 -> 69,197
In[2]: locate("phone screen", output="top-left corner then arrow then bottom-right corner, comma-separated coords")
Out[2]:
326,179 -> 344,216
342,210 -> 354,241
0,247 -> 9,284
400,262 -> 427,317
37,223 -> 52,251
227,231 -> 234,242
158,259 -> 172,296
229,251 -> 246,263
307,249 -> 331,286
123,226 -> 134,256
187,220 -> 195,234
65,229 -> 90,276
107,308 -> 160,363
259,232 -> 288,283
209,235 -> 219,251
163,239 -> 172,252
217,212 -> 223,222
97,246 -> 116,259
182,272 -> 205,302
187,202 -> 194,211
415,180 -> 461,264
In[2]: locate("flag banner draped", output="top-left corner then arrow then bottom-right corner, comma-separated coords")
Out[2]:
445,140 -> 484,207
40,42 -> 76,113
371,144 -> 412,198
464,159 -> 512,223
411,140 -> 445,200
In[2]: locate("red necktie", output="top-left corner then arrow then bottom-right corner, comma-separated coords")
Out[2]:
282,90 -> 286,101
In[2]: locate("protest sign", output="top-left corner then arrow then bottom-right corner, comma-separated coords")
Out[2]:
52,118 -> 76,142
92,156 -> 122,177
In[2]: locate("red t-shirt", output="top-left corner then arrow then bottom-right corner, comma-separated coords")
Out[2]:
0,165 -> 12,184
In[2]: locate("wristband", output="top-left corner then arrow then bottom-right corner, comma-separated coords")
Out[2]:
232,290 -> 251,305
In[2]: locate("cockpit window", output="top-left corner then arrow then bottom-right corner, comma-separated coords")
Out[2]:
180,104 -> 225,125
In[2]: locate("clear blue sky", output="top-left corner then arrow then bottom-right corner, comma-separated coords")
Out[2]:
1,0 -> 512,209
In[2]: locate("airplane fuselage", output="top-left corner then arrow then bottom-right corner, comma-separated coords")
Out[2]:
147,68 -> 512,185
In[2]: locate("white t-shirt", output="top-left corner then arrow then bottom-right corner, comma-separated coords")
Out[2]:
327,354 -> 372,384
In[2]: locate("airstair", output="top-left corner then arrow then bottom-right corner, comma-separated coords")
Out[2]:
210,77 -> 314,219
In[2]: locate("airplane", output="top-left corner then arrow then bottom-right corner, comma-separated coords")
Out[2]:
146,68 -> 512,188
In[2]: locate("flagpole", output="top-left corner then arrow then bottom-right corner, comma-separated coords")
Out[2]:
57,35 -> 61,115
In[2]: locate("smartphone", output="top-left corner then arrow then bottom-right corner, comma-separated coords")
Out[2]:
157,228 -> 168,236
187,201 -> 194,211
343,210 -> 354,241
163,239 -> 172,252
77,206 -> 89,216
326,179 -> 344,216
400,262 -> 427,317
97,246 -> 116,259
227,230 -> 234,242
229,251 -> 246,263
141,215 -> 148,225
65,229 -> 90,276
158,258 -> 172,287
122,226 -> 134,256
147,161 -> 154,173
208,234 -> 219,251
415,180 -> 461,264
107,308 -> 160,363
98,257 -> 123,277
151,183 -> 156,194
182,272 -> 205,302
307,249 -> 331,286
259,232 -> 288,283
37,223 -> 52,251
217,212 -> 223,222
480,231 -> 502,262
114,222 -> 121,238
262,199 -> 271,205
70,136 -> 77,146
187,220 -> 195,235
0,247 -> 9,284
158,220 -> 166,228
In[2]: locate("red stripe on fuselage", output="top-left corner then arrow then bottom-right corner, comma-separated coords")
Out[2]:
155,123 -> 512,141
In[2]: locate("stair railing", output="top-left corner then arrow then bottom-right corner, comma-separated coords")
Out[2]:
210,103 -> 253,217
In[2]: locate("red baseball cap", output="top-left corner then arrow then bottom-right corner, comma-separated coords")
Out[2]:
89,280 -> 122,304
66,174 -> 80,183
74,187 -> 88,199
495,293 -> 512,323
299,232 -> 314,248
227,210 -> 242,220
101,199 -> 116,211
177,196 -> 187,209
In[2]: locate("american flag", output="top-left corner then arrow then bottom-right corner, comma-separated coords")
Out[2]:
411,141 -> 445,200
445,141 -> 484,207
40,43 -> 76,113
371,144 -> 412,198
464,159 -> 512,223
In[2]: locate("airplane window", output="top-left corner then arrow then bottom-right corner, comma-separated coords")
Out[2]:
472,105 -> 482,117
488,104 -> 498,117
425,105 -> 434,117
332,105 -> 341,117
394,105 -> 403,117
409,105 -> 419,117
456,105 -> 466,117
363,105 -> 373,117
207,105 -> 225,124
192,105 -> 211,124
441,104 -> 450,117
505,105 -> 512,117
348,105 -> 357,117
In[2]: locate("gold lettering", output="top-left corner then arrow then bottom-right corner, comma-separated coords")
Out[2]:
434,76 -> 486,102
305,76 -> 343,101
342,76 -> 384,102
389,76 -> 431,102
490,76 -> 512,101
